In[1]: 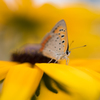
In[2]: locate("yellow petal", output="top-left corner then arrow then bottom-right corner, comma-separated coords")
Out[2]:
36,63 -> 100,100
0,61 -> 19,81
0,0 -> 11,13
69,59 -> 100,72
0,63 -> 43,100
75,67 -> 100,91
37,80 -> 73,100
58,59 -> 66,65
76,67 -> 100,82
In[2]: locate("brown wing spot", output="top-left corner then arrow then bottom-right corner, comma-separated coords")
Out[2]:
62,40 -> 65,43
40,35 -> 51,52
61,35 -> 64,38
54,26 -> 63,34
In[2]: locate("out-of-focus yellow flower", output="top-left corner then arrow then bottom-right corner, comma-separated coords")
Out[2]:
69,59 -> 100,72
0,0 -> 100,60
0,59 -> 100,100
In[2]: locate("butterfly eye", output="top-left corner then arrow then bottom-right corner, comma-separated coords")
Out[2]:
66,50 -> 69,55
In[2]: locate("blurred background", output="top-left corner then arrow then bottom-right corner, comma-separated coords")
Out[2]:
0,0 -> 100,60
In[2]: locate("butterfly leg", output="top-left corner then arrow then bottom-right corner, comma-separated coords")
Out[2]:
66,58 -> 69,65
54,60 -> 58,63
54,56 -> 60,63
65,56 -> 69,65
48,58 -> 53,63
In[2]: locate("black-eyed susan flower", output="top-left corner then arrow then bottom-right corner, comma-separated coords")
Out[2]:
0,44 -> 100,100
0,0 -> 100,100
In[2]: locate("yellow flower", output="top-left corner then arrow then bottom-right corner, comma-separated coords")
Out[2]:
0,44 -> 100,100
0,0 -> 100,100
0,59 -> 100,100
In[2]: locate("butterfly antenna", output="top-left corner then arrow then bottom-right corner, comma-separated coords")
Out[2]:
69,45 -> 86,51
70,41 -> 74,47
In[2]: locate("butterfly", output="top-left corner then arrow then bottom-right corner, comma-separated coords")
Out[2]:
40,19 -> 70,64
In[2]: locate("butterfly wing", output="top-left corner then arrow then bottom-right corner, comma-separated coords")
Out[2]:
40,19 -> 69,60
50,19 -> 69,53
